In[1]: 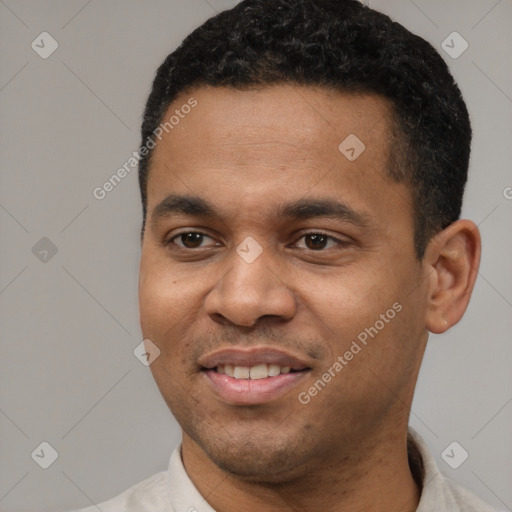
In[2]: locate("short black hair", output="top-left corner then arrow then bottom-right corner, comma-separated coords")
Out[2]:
138,0 -> 471,258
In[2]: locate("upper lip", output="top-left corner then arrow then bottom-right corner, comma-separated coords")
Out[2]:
198,347 -> 311,371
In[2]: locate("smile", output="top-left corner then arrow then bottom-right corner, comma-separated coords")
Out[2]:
199,347 -> 312,405
215,363 -> 296,379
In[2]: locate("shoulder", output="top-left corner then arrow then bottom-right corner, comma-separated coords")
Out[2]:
439,475 -> 499,512
409,428 -> 498,512
69,445 -> 212,512
72,470 -> 171,512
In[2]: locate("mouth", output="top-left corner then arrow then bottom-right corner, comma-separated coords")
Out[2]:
213,363 -> 305,379
199,347 -> 312,405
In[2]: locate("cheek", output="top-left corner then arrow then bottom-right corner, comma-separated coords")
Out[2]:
138,255 -> 214,360
139,256 -> 188,336
296,262 -> 421,391
298,266 -> 399,337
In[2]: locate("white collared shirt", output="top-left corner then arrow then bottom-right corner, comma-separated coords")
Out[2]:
74,428 -> 497,512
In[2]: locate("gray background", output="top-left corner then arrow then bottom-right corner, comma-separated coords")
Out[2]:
0,0 -> 511,510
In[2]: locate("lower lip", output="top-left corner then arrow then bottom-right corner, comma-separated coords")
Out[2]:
203,369 -> 310,405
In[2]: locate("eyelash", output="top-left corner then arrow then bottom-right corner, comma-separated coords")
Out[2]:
294,232 -> 348,250
166,231 -> 348,250
168,231 -> 218,249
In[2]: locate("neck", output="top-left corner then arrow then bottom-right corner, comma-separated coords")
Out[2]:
181,426 -> 421,512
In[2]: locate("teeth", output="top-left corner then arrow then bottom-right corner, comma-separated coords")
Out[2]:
268,364 -> 281,377
233,366 -> 249,379
249,364 -> 268,380
215,364 -> 296,379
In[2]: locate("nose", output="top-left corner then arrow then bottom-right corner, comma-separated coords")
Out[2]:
204,245 -> 297,327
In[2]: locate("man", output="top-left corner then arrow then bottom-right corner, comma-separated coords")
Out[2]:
77,0 -> 496,510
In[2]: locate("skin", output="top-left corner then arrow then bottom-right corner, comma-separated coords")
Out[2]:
138,84 -> 481,512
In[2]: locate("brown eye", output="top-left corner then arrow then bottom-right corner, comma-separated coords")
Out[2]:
172,232 -> 212,249
181,233 -> 204,248
305,233 -> 329,250
294,232 -> 345,251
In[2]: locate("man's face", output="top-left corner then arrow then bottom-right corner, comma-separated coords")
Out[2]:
139,85 -> 430,480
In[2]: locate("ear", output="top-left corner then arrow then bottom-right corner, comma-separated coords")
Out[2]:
423,220 -> 481,334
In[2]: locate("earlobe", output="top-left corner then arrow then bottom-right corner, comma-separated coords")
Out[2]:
424,220 -> 481,334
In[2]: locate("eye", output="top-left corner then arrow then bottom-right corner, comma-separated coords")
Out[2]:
169,232 -> 218,249
294,233 -> 345,250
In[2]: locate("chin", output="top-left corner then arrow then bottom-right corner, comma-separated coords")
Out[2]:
192,425 -> 317,483
210,451 -> 306,483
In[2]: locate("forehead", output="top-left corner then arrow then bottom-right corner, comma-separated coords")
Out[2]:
154,84 -> 391,161
146,85 -> 403,219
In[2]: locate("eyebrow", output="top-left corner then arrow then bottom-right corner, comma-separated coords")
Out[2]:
151,194 -> 369,228
151,194 -> 215,225
278,199 -> 369,227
